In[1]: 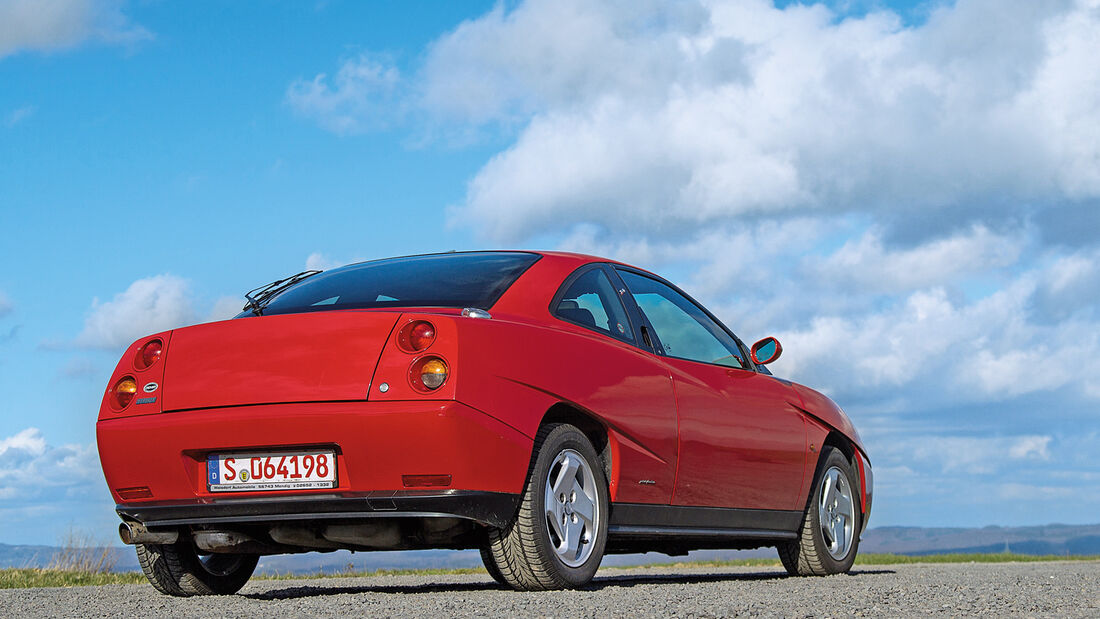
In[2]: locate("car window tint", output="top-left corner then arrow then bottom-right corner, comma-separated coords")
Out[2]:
253,252 -> 539,317
617,270 -> 743,368
554,269 -> 634,342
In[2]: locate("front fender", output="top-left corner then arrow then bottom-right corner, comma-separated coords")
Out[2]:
789,383 -> 866,457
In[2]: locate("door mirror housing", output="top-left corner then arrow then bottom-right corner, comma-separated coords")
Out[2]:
750,337 -> 782,365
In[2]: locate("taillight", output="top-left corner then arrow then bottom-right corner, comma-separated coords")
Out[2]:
112,376 -> 138,409
409,356 -> 448,391
397,320 -> 436,353
135,339 -> 163,370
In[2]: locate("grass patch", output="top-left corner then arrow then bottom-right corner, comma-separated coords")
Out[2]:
854,552 -> 1100,565
629,552 -> 1100,570
3,552 -> 1098,589
0,569 -> 145,589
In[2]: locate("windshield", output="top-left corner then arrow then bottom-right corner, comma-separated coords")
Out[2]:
245,252 -> 540,317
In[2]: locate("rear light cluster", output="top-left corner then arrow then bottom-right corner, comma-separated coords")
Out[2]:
135,339 -> 163,370
109,337 -> 164,411
111,377 -> 138,409
396,320 -> 449,392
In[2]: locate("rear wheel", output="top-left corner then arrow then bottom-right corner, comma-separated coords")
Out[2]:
484,423 -> 609,590
478,545 -> 507,585
136,539 -> 258,596
778,446 -> 861,576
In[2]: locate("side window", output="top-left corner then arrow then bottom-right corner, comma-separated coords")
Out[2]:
617,270 -> 744,368
554,268 -> 634,342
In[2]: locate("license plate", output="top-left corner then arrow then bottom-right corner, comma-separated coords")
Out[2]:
207,450 -> 336,492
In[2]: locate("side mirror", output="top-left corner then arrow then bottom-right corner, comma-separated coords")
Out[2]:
750,337 -> 782,365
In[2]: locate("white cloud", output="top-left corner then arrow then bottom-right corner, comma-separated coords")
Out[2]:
0,0 -> 151,59
305,252 -> 343,271
75,274 -> 197,349
5,105 -> 34,127
0,428 -> 46,459
0,428 -> 100,496
810,225 -> 1023,294
0,428 -> 114,541
207,296 -> 244,323
286,54 -> 402,135
882,434 -> 1052,476
415,0 -> 1100,242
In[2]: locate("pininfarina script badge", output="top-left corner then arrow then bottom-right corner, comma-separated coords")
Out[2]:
143,382 -> 159,393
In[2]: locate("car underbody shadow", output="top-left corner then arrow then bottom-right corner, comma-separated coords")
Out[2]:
243,567 -> 896,600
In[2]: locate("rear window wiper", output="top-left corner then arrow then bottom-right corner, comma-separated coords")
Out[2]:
243,270 -> 322,316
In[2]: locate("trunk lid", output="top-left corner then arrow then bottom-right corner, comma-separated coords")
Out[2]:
161,311 -> 399,411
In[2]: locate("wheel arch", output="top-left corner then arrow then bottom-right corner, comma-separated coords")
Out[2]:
539,403 -> 616,499
819,430 -> 869,529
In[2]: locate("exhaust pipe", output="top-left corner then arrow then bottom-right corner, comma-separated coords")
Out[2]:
119,521 -> 179,545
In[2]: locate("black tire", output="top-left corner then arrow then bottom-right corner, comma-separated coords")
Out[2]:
136,539 -> 258,596
478,545 -> 507,585
778,446 -> 862,576
484,423 -> 609,590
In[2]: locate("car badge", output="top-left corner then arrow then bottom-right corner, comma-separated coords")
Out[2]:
143,382 -> 159,393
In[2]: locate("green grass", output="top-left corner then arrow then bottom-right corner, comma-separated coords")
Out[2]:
3,553 -> 1098,589
626,552 -> 1100,571
0,569 -> 146,589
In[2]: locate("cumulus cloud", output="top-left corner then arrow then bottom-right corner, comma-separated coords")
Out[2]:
0,0 -> 150,59
809,225 -> 1023,294
910,435 -> 1052,475
207,296 -> 244,323
0,428 -> 100,499
772,252 -> 1100,404
286,0 -> 1096,245
75,275 -> 197,349
286,54 -> 403,135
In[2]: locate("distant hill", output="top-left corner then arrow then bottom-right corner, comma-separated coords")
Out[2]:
860,524 -> 1100,556
3,523 -> 1097,574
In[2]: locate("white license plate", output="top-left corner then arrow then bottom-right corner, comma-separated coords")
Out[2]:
207,450 -> 336,492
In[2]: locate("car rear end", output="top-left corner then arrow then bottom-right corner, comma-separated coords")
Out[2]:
96,253 -> 540,555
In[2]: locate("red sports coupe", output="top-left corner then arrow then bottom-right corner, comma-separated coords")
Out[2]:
97,251 -> 872,594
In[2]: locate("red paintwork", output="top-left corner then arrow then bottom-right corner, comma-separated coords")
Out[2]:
750,336 -> 783,365
160,311 -> 400,411
97,251 -> 869,524
97,400 -> 531,504
788,382 -> 867,456
665,360 -> 807,511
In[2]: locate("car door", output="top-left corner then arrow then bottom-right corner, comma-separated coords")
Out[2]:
546,264 -> 680,505
614,268 -> 809,512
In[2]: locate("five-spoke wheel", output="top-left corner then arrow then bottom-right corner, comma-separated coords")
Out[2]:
482,423 -> 609,590
778,446 -> 861,576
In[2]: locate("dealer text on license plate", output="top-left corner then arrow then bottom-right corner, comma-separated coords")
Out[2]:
207,450 -> 336,492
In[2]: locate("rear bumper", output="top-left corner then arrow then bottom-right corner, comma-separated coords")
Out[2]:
97,400 -> 533,527
117,490 -> 520,529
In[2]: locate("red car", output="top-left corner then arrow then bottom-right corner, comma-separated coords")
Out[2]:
97,251 -> 872,594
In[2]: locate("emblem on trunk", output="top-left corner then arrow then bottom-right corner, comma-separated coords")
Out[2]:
143,382 -> 159,393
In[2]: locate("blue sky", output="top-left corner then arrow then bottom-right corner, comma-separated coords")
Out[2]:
2,0 -> 1098,545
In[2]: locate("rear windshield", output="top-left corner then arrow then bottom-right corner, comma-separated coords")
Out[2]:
252,252 -> 540,317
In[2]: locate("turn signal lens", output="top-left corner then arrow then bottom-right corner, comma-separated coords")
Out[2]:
113,377 -> 138,409
136,339 -> 163,369
398,320 -> 436,352
409,356 -> 448,391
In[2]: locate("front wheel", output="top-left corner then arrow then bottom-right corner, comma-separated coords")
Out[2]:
778,446 -> 861,576
136,538 -> 258,596
484,423 -> 609,590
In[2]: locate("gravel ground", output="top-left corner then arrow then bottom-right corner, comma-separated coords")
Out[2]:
2,561 -> 1097,618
